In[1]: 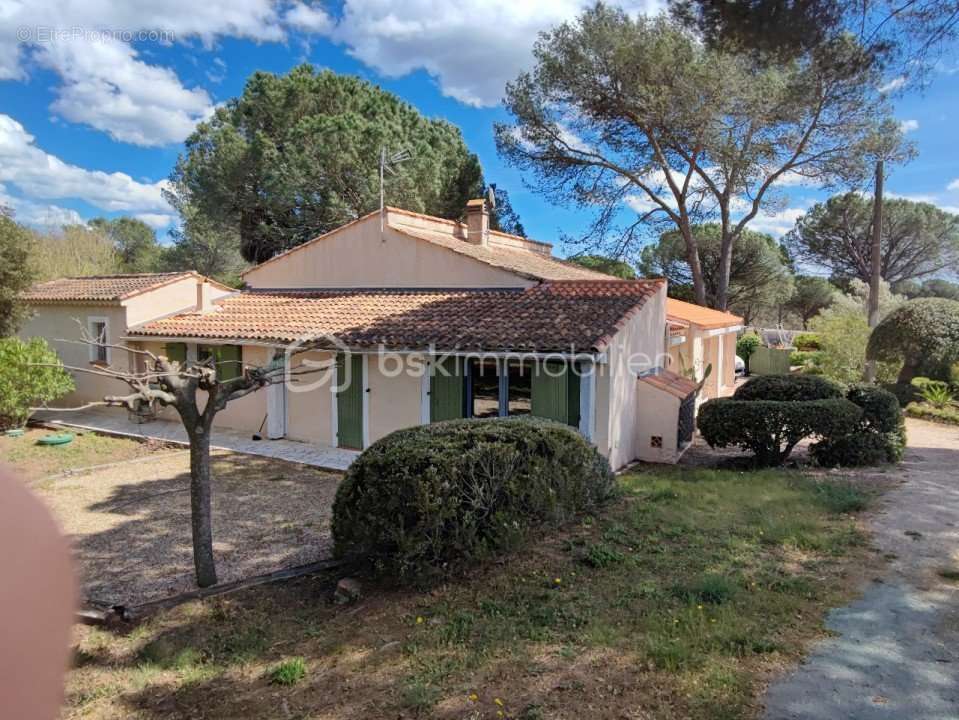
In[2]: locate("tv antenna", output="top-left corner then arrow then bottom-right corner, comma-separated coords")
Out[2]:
379,146 -> 413,233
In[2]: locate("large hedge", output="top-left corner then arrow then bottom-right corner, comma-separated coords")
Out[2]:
867,298 -> 959,383
732,374 -> 842,402
331,418 -> 615,581
811,385 -> 905,467
698,397 -> 861,466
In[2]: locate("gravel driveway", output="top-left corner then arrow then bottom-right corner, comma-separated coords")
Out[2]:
763,418 -> 959,719
30,450 -> 342,606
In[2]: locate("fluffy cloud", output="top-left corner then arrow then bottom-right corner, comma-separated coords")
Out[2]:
0,184 -> 84,229
2,1 -> 284,145
0,114 -> 172,216
319,0 -> 663,107
899,119 -> 919,133
878,76 -> 907,94
743,207 -> 806,237
284,2 -> 334,33
37,38 -> 213,146
948,179 -> 959,191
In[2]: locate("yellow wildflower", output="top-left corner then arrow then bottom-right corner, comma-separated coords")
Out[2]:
494,698 -> 504,707
416,616 -> 424,624
468,693 -> 478,702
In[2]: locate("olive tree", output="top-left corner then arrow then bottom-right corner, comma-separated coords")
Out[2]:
496,6 -> 898,310
36,332 -> 327,587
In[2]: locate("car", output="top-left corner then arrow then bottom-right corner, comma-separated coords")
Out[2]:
735,355 -> 746,375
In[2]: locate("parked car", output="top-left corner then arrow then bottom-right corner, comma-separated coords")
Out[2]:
735,355 -> 746,375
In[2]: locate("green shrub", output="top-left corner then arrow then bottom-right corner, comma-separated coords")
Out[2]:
906,402 -> 959,426
733,374 -> 842,402
675,573 -> 737,604
269,658 -> 306,685
698,397 -> 862,466
881,382 -> 918,407
811,385 -> 905,467
736,333 -> 762,373
867,298 -> 959,383
793,333 -> 821,351
0,337 -> 75,430
789,350 -> 823,369
331,418 -> 616,581
914,380 -> 955,408
810,310 -> 900,385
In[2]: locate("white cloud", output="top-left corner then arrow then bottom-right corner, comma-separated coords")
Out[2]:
0,184 -> 84,229
879,76 -> 907,94
317,0 -> 663,107
37,38 -> 213,146
134,213 -> 177,229
746,207 -> 806,237
948,179 -> 959,191
899,119 -> 919,133
0,114 -> 172,216
285,2 -> 334,33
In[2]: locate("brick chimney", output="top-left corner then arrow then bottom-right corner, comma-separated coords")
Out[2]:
196,279 -> 213,312
465,198 -> 489,246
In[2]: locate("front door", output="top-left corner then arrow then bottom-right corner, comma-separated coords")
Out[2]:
336,354 -> 364,449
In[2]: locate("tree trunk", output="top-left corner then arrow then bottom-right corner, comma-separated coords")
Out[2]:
715,229 -> 735,311
865,160 -> 884,382
683,223 -> 708,306
188,428 -> 217,587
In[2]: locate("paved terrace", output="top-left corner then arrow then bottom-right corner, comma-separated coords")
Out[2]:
32,407 -> 358,472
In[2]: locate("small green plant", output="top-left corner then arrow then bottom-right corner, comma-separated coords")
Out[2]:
792,333 -> 821,351
579,542 -> 626,568
916,380 -> 955,409
676,573 -> 737,604
809,481 -> 870,514
269,657 -> 307,685
736,333 -> 762,374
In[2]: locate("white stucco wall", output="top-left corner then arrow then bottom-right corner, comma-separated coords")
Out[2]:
242,215 -> 533,289
634,383 -> 682,464
593,284 -> 668,470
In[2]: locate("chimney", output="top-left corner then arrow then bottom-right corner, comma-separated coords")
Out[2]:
196,279 -> 212,312
465,198 -> 489,246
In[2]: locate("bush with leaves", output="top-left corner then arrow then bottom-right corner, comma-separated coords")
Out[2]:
732,373 -> 842,402
331,418 -> 615,581
867,298 -> 959,383
793,333 -> 821,351
0,337 -> 74,429
811,385 -> 905,467
698,396 -> 861,466
736,333 -> 762,373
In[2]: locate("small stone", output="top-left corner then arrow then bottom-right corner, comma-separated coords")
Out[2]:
333,577 -> 362,605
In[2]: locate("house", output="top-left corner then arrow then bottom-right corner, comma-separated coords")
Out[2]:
19,272 -> 233,406
665,298 -> 743,400
20,201 -> 705,468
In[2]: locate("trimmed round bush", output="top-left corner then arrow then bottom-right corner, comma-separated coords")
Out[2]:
867,298 -> 959,382
811,385 -> 905,467
331,418 -> 615,581
736,333 -> 762,373
698,397 -> 862,466
732,374 -> 843,402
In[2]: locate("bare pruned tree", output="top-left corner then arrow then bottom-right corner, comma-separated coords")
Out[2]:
34,324 -> 329,588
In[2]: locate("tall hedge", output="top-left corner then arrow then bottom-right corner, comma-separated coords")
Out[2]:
811,385 -> 905,466
331,418 -> 615,581
867,298 -> 959,383
732,374 -> 842,402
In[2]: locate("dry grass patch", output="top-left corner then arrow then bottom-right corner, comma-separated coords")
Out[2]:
65,466 -> 883,720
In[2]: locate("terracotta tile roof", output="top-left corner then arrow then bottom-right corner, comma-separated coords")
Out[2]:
128,280 -> 664,354
669,320 -> 689,336
639,369 -> 699,399
22,272 -> 224,303
666,298 -> 743,329
389,224 -> 612,281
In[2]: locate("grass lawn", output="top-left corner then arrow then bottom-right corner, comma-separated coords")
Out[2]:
67,466 -> 882,720
0,427 -> 177,481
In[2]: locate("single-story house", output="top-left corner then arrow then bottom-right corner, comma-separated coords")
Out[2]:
665,298 -> 743,400
21,200 -> 706,468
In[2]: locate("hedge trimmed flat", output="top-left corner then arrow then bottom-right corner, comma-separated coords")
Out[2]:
36,432 -> 75,446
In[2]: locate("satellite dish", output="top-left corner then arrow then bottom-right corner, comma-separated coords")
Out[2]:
486,184 -> 497,210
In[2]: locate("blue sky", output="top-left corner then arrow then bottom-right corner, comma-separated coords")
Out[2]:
1,1 -> 957,260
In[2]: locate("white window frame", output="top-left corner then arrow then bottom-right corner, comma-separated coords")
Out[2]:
87,316 -> 110,365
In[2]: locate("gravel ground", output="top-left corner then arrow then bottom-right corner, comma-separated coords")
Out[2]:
763,418 -> 959,719
29,450 -> 342,606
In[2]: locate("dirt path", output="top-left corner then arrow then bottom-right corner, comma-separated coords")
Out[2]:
763,419 -> 959,719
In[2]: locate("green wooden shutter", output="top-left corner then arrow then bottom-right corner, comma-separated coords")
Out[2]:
216,345 -> 243,381
164,342 -> 187,363
430,356 -> 465,422
531,360 -> 579,427
336,354 -> 364,449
